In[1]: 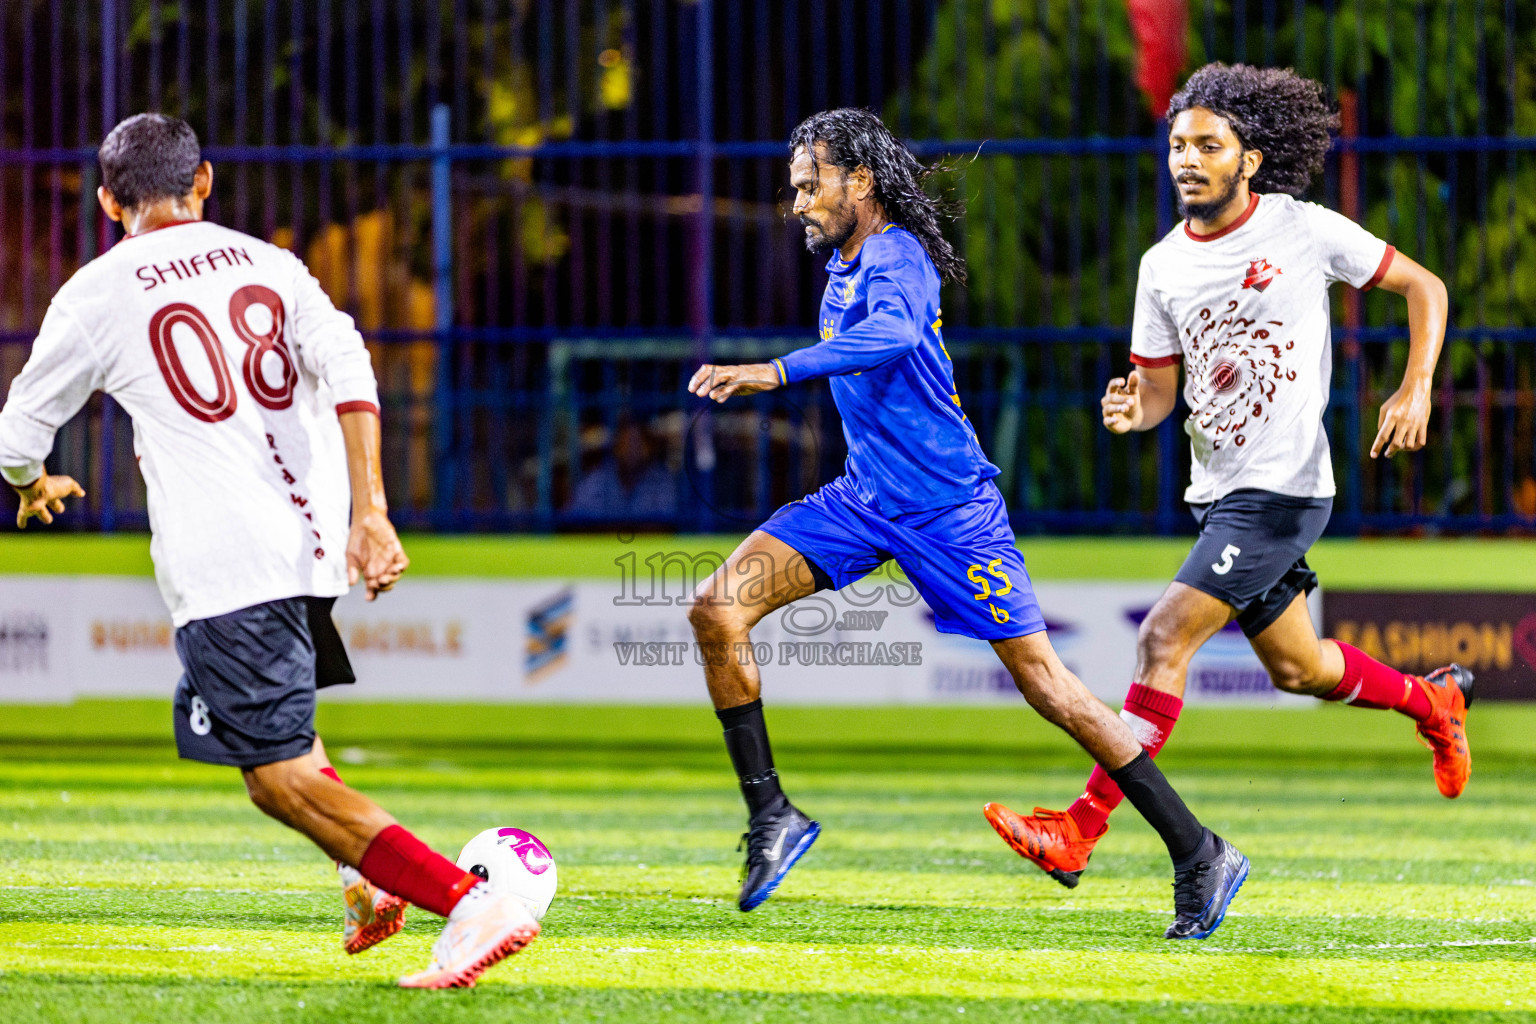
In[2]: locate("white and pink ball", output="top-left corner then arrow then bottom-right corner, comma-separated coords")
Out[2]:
455,826 -> 558,920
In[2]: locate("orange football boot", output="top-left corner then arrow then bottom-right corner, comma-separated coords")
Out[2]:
1414,664 -> 1474,798
983,802 -> 1107,889
341,864 -> 408,954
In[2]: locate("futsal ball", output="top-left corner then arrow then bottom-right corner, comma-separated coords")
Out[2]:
455,826 -> 558,920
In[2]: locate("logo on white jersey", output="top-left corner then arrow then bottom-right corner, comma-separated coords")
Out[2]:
1209,359 -> 1241,394
1241,257 -> 1282,292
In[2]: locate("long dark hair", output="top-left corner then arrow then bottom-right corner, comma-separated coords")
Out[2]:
789,108 -> 966,285
1167,63 -> 1338,196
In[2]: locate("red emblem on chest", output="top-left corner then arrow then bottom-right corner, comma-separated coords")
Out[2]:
1242,258 -> 1282,292
1210,359 -> 1241,394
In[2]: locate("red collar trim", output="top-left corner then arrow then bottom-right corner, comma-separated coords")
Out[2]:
123,218 -> 201,239
1183,193 -> 1260,242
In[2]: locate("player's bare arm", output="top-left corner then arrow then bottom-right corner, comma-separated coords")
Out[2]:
687,363 -> 781,403
1370,251 -> 1448,459
1101,364 -> 1178,434
340,409 -> 408,600
10,471 -> 85,529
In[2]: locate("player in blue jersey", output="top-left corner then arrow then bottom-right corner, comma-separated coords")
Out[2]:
686,109 -> 1248,939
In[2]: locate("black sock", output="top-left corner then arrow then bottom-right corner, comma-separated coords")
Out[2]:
1107,750 -> 1209,867
716,698 -> 789,821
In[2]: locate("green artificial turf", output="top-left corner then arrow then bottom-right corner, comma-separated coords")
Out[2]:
0,533 -> 1531,587
2,701 -> 1534,1023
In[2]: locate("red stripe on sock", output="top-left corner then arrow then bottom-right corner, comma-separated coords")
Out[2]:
1324,642 -> 1425,719
319,766 -> 343,785
1396,678 -> 1433,720
358,824 -> 478,918
1068,683 -> 1184,835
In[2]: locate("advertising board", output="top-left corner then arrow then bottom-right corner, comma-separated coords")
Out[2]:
0,572 -> 1314,706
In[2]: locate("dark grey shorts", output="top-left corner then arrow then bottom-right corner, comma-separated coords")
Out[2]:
172,596 -> 355,769
1174,489 -> 1332,638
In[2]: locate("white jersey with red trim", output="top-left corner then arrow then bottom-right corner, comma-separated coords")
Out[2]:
0,220 -> 379,625
1130,192 -> 1394,504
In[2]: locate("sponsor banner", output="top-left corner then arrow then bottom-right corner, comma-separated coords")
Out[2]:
0,577 -> 189,702
0,579 -> 70,703
0,574 -> 1309,705
1323,591 -> 1536,700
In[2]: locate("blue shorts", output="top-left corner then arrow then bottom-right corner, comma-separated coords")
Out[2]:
758,476 -> 1045,641
172,596 -> 355,768
1175,489 -> 1332,638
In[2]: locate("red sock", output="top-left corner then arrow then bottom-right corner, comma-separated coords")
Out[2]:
358,824 -> 479,917
1323,642 -> 1431,721
1066,683 -> 1184,836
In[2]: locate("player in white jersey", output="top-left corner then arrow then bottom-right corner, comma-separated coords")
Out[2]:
986,65 -> 1474,888
0,114 -> 534,987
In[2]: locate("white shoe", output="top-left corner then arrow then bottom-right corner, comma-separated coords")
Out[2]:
340,863 -> 407,954
398,883 -> 540,989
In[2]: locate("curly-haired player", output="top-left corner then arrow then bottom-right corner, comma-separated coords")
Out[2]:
686,108 -> 1249,939
986,64 -> 1472,889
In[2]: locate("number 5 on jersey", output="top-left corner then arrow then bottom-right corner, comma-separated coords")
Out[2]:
149,285 -> 296,422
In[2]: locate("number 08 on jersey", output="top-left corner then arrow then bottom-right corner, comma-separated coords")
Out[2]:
0,220 -> 380,628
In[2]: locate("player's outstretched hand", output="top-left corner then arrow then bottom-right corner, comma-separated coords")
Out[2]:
13,474 -> 85,529
1372,381 -> 1432,458
688,363 -> 781,404
347,507 -> 410,601
1101,371 -> 1142,434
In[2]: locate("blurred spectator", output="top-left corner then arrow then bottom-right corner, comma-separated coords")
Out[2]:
566,419 -> 677,524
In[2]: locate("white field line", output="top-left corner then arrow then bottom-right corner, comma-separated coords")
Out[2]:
6,935 -> 1535,958
0,885 -> 317,895
5,942 -> 234,952
1187,936 -> 1536,955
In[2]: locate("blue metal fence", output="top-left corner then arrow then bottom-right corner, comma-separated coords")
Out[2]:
0,1 -> 1533,534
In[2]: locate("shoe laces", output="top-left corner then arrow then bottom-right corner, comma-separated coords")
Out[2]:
1172,860 -> 1217,917
1030,808 -> 1077,841
739,819 -> 778,869
739,811 -> 803,884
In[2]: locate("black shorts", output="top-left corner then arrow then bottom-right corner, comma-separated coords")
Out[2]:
172,596 -> 355,769
1174,489 -> 1332,638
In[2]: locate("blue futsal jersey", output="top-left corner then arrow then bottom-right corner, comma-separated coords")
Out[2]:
759,225 -> 1043,641
772,225 -> 999,516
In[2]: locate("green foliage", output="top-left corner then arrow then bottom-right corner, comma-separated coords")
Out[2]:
895,0 -> 1150,327
894,2 -> 1536,518
894,0 -> 1535,332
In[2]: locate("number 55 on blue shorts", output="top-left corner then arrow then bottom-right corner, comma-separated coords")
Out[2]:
758,475 -> 1046,642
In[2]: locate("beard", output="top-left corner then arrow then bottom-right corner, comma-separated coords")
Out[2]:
1177,166 -> 1244,221
801,199 -> 857,253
